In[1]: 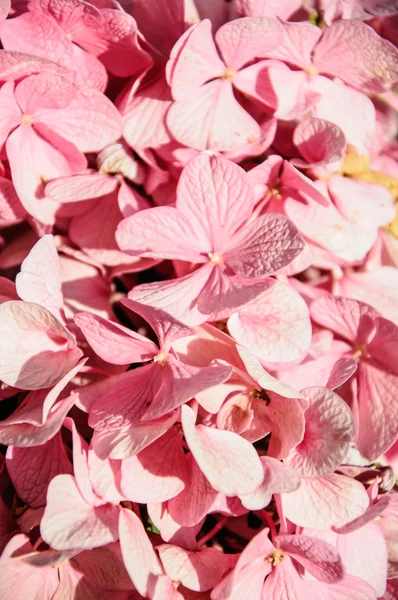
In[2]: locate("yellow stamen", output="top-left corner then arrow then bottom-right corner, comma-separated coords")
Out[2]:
266,550 -> 285,566
222,68 -> 236,81
352,345 -> 368,360
21,114 -> 33,126
305,64 -> 318,78
208,252 -> 224,264
153,351 -> 168,366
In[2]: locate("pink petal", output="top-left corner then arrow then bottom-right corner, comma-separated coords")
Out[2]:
327,575 -> 378,600
74,312 -> 157,365
15,72 -> 76,113
16,234 -> 64,322
36,88 -> 122,153
181,404 -> 263,496
6,433 -> 72,508
86,450 -> 124,504
0,81 -> 22,146
215,17 -> 282,71
276,534 -> 345,583
261,20 -> 322,69
326,358 -> 358,390
282,473 -> 369,528
356,359 -> 398,459
293,117 -> 346,166
169,20 -> 226,102
281,160 -> 329,207
40,474 -> 119,550
262,556 -> 326,600
233,0 -> 302,18
120,428 -> 187,503
310,295 -> 378,344
313,20 -> 398,93
6,123 -> 86,224
92,412 -> 177,460
158,545 -> 232,592
168,453 -> 218,527
225,212 -> 305,278
0,49 -> 71,81
129,0 -> 185,55
177,151 -> 255,254
228,280 -> 311,366
0,301 -> 82,390
45,173 -> 117,203
167,79 -> 261,151
118,508 -> 163,597
239,455 -> 301,510
116,206 -> 209,262
286,387 -> 355,478
212,557 -> 271,600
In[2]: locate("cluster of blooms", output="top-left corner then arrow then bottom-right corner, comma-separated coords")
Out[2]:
0,0 -> 398,598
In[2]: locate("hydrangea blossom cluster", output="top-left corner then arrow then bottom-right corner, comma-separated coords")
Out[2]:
0,0 -> 397,598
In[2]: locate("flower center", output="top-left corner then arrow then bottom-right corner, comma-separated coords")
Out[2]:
21,114 -> 33,126
305,64 -> 318,78
266,550 -> 285,566
222,68 -> 236,81
153,351 -> 168,365
208,252 -> 224,264
352,344 -> 368,360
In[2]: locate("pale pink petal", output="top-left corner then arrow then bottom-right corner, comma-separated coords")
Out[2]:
16,234 -> 64,322
310,295 -> 378,344
168,454 -> 218,527
228,280 -> 311,366
118,508 -> 163,597
282,474 -> 369,528
293,117 -> 346,166
233,0 -> 302,18
40,474 -> 119,550
239,455 -> 301,510
0,49 -> 71,81
261,20 -> 322,69
74,312 -> 157,365
313,20 -> 398,93
0,301 -> 82,390
15,72 -> 76,113
337,523 -> 388,597
35,88 -> 122,153
215,17 -> 282,71
116,206 -> 208,262
45,173 -> 117,203
167,79 -> 261,151
6,433 -> 72,507
225,212 -> 305,278
169,20 -> 226,102
212,557 -> 271,600
147,501 -> 202,548
326,358 -> 358,390
86,450 -> 124,504
286,387 -> 355,478
276,534 -> 345,583
327,575 -> 377,600
158,545 -> 232,592
69,41 -> 108,92
281,160 -> 329,207
262,557 -> 326,600
120,428 -> 187,503
356,359 -> 398,460
177,151 -> 255,253
0,81 -> 22,146
181,404 -> 263,496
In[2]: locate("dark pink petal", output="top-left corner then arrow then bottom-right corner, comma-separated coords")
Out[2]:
0,49 -> 71,81
293,117 -> 346,166
6,433 -> 72,507
282,474 -> 369,528
314,20 -> 398,93
215,17 -> 282,71
169,20 -> 225,102
16,234 -> 64,322
276,534 -> 345,583
225,212 -> 305,278
40,474 -> 119,550
74,312 -> 157,365
326,358 -> 358,390
228,280 -> 311,366
158,545 -> 233,592
167,80 -> 261,151
119,508 -> 163,597
0,301 -> 82,390
129,0 -> 185,55
120,428 -> 187,503
181,404 -> 263,496
168,454 -> 218,527
286,387 -> 355,478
